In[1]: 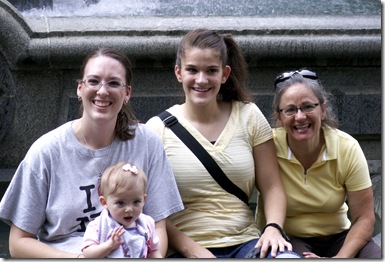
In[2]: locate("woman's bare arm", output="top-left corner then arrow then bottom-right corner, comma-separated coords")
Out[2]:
253,139 -> 291,258
334,188 -> 375,258
9,223 -> 80,258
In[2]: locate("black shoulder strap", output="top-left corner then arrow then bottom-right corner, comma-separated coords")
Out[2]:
158,111 -> 248,205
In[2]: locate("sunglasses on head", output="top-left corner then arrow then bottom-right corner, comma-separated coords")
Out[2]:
274,69 -> 318,89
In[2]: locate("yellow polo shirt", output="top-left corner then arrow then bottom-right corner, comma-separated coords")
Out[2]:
256,126 -> 372,237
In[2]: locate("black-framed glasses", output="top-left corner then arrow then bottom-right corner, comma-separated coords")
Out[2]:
80,78 -> 126,90
279,103 -> 319,117
274,69 -> 318,88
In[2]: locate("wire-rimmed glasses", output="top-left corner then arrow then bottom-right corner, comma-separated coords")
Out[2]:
279,103 -> 319,117
80,78 -> 127,90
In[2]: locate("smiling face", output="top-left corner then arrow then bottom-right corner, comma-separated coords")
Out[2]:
100,181 -> 146,228
276,83 -> 326,144
77,55 -> 131,124
174,47 -> 230,107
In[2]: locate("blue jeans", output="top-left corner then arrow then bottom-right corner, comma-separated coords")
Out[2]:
168,238 -> 300,258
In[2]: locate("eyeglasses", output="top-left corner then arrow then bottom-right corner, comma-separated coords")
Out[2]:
279,103 -> 319,117
80,78 -> 126,90
274,69 -> 318,88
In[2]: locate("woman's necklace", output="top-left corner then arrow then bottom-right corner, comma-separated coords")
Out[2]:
80,124 -> 115,177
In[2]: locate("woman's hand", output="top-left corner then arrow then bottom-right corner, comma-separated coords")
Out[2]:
255,225 -> 292,258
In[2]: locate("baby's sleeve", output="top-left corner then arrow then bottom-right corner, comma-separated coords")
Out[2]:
81,219 -> 101,251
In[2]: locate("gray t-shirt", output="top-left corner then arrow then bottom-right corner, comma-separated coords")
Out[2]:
0,121 -> 184,253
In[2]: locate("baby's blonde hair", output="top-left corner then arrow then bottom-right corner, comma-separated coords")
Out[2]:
98,162 -> 147,197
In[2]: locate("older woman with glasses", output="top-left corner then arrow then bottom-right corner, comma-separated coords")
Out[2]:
256,69 -> 381,258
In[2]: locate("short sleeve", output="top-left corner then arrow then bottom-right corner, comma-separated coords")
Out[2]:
81,218 -> 100,251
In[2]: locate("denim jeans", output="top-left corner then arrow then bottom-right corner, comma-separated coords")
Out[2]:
168,238 -> 300,258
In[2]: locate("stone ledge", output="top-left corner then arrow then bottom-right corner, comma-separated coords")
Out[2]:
0,0 -> 380,70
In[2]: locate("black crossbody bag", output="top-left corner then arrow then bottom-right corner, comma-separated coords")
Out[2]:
158,111 -> 249,205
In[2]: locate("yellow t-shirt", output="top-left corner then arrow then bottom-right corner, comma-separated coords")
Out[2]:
146,101 -> 273,248
256,126 -> 372,237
